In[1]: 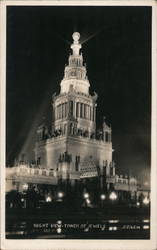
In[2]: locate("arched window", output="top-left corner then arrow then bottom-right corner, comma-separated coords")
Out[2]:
105,132 -> 109,142
70,123 -> 73,134
37,157 -> 41,165
65,102 -> 68,117
103,166 -> 107,176
64,124 -> 67,134
110,167 -> 113,176
80,103 -> 83,118
89,107 -> 92,120
87,105 -> 89,119
69,101 -> 73,116
84,104 -> 87,118
76,102 -> 79,117
58,104 -> 61,119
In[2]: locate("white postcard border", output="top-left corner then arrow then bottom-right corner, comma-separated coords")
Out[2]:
0,1 -> 156,250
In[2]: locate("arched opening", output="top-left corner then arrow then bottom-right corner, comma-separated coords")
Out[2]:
80,103 -> 83,118
76,102 -> 79,117
105,132 -> 109,142
69,101 -> 73,116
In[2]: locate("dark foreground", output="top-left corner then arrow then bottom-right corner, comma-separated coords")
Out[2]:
6,205 -> 150,239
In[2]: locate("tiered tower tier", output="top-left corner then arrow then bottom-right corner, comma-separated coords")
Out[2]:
52,32 -> 97,135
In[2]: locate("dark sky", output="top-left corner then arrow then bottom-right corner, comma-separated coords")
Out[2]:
6,6 -> 151,182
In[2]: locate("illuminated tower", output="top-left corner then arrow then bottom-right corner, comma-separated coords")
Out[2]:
52,32 -> 96,136
35,32 -> 115,185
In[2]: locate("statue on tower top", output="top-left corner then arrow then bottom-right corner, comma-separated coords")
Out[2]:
71,32 -> 82,56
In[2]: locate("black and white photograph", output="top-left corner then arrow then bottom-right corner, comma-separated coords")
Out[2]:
1,1 -> 157,249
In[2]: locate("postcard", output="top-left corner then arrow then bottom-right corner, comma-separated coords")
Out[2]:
0,1 -> 157,249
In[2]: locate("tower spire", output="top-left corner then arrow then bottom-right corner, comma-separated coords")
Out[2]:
71,32 -> 81,56
60,32 -> 90,95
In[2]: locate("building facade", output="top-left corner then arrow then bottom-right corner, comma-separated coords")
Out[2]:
6,32 -> 143,206
35,32 -> 114,185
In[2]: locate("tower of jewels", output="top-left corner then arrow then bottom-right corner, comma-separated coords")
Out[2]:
36,32 -> 113,187
6,32 -> 138,199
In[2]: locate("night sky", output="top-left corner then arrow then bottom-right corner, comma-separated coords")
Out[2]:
6,6 -> 151,182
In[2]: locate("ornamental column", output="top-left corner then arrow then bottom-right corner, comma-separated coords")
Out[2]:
63,103 -> 65,118
61,104 -> 63,119
56,106 -> 58,120
74,101 -> 76,118
91,106 -> 93,121
94,106 -> 96,122
87,105 -> 90,120
82,104 -> 84,118
65,102 -> 67,117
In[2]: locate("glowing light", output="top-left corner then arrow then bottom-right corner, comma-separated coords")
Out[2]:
57,220 -> 62,224
17,90 -> 54,164
81,26 -> 107,45
21,198 -> 24,202
22,183 -> 28,190
109,192 -> 117,201
46,196 -> 52,202
58,192 -> 64,198
100,194 -> 106,200
86,199 -> 91,204
143,225 -> 149,230
143,197 -> 150,205
143,219 -> 149,223
16,231 -> 24,235
109,220 -> 119,223
136,202 -> 140,207
84,193 -> 89,199
57,228 -> 62,234
109,226 -> 117,231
